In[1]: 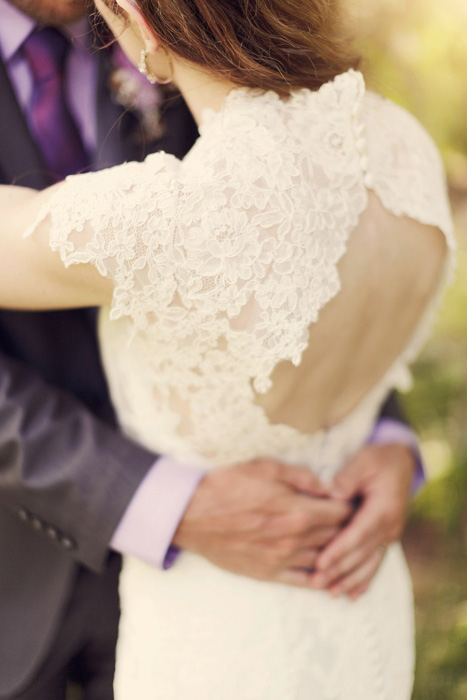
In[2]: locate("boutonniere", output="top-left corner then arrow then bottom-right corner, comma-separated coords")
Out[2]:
108,45 -> 166,142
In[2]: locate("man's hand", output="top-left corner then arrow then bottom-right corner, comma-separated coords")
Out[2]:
172,459 -> 352,587
310,444 -> 416,600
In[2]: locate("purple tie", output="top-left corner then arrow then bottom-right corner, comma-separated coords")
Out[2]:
22,27 -> 89,182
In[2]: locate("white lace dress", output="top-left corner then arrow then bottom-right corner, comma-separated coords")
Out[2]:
29,70 -> 454,699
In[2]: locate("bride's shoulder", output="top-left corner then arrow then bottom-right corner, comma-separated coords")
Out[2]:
194,69 -> 443,181
184,69 -> 453,243
186,69 -> 368,186
360,87 -> 453,240
361,87 -> 443,174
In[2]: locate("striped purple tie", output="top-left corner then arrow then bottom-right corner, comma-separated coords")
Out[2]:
23,27 -> 89,182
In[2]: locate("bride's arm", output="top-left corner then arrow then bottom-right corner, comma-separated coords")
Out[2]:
0,184 -> 113,310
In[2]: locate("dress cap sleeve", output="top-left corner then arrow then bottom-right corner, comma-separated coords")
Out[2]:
24,152 -> 182,327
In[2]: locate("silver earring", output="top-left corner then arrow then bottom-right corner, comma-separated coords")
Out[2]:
138,49 -> 157,84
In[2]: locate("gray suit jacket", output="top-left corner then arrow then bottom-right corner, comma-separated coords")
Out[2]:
0,48 -> 198,696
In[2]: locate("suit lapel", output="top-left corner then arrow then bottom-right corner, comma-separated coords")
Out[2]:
0,58 -> 51,189
94,50 -> 129,169
0,43 -> 138,185
95,48 -> 151,168
0,42 -> 198,186
94,49 -> 199,167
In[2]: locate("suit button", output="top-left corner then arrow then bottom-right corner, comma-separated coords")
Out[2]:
46,526 -> 59,541
31,516 -> 45,532
59,536 -> 77,552
17,506 -> 30,522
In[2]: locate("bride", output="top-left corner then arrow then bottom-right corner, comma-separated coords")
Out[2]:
0,0 -> 455,697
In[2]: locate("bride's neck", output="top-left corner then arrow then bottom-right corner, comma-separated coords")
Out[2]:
172,60 -> 237,126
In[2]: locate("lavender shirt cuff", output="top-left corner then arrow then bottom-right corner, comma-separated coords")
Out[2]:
367,418 -> 425,494
111,457 -> 205,569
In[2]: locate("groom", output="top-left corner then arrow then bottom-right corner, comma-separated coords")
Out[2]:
0,0 -> 422,697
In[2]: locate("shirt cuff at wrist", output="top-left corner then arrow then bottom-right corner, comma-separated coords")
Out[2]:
368,418 -> 425,494
110,457 -> 204,569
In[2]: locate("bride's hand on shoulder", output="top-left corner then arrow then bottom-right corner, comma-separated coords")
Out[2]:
310,444 -> 415,600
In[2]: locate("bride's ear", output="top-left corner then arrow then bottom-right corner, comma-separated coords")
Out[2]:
115,0 -> 160,52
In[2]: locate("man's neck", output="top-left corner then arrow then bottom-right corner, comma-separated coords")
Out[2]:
1,0 -> 88,27
0,0 -> 92,62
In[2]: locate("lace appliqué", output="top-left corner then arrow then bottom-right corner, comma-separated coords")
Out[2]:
23,70 -> 455,700
24,70 -> 455,468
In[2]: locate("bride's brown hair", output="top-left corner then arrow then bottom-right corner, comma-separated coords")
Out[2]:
113,0 -> 359,98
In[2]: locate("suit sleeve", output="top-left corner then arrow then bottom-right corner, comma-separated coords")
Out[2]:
378,391 -> 408,424
0,352 -> 156,572
374,392 -> 425,492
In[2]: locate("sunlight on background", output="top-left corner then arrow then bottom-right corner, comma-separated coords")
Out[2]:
350,1 -> 467,697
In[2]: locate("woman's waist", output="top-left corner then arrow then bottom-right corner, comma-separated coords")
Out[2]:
120,543 -> 409,612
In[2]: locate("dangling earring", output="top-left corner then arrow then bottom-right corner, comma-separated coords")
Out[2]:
138,48 -> 173,85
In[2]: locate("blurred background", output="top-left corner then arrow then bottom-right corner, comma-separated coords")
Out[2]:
351,0 -> 467,697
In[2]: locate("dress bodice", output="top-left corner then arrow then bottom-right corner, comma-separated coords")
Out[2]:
27,70 -> 455,476
24,68 -> 456,700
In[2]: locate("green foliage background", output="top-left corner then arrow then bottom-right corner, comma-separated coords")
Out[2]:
352,1 -> 467,696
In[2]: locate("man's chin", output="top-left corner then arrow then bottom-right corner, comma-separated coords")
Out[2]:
7,0 -> 90,26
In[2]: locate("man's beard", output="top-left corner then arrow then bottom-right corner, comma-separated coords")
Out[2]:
7,0 -> 90,25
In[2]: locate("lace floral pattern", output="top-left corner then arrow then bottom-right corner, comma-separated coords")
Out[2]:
27,70 -> 454,469
26,69 -> 455,699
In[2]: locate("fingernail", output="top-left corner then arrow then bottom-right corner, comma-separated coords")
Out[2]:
330,587 -> 342,598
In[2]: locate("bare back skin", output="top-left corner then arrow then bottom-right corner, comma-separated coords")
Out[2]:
0,187 -> 447,446
254,192 -> 447,433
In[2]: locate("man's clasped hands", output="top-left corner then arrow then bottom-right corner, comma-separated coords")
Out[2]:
173,443 -> 415,600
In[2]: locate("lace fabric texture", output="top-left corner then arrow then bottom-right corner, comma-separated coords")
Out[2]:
28,70 -> 454,469
27,70 -> 455,698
